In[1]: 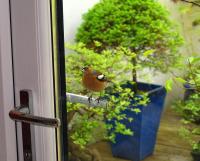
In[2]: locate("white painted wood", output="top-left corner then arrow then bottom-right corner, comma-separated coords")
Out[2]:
0,0 -> 17,161
66,92 -> 107,107
10,0 -> 57,161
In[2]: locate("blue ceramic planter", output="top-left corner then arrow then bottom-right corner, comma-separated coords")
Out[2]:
110,82 -> 167,161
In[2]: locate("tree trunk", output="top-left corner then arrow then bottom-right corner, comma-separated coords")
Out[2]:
132,58 -> 138,93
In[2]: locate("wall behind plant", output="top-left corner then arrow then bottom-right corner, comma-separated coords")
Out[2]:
151,1 -> 200,107
63,0 -> 99,43
63,0 -> 200,107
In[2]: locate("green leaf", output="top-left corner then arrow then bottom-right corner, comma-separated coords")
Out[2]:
188,57 -> 194,64
165,79 -> 173,92
175,77 -> 187,84
94,40 -> 102,47
187,57 -> 200,64
191,57 -> 200,64
132,108 -> 141,114
128,117 -> 133,122
143,49 -> 155,57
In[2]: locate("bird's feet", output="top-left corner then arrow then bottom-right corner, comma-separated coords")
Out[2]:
88,95 -> 93,104
95,97 -> 101,103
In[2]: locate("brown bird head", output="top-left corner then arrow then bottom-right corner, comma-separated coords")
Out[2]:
82,66 -> 90,72
82,66 -> 111,82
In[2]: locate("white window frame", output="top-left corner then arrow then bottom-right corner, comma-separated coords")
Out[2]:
0,0 -> 17,161
0,0 -> 58,161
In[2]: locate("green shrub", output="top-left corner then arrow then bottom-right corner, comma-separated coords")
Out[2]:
179,126 -> 200,153
173,56 -> 200,155
66,43 -> 149,150
174,93 -> 200,123
173,56 -> 200,123
67,0 -> 184,159
76,0 -> 184,76
184,57 -> 200,90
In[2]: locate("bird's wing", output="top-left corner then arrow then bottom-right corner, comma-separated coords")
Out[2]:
91,70 -> 102,76
92,69 -> 110,82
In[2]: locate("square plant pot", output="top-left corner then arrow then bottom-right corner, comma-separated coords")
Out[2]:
109,82 -> 167,161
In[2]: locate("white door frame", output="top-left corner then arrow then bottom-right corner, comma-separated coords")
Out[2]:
0,0 -> 58,161
0,0 -> 17,161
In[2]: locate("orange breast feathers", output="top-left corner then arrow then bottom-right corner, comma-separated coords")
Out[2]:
82,67 -> 109,92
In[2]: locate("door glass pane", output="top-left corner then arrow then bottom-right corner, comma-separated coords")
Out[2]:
54,0 -> 200,161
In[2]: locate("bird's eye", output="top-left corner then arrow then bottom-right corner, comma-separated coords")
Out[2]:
82,67 -> 88,72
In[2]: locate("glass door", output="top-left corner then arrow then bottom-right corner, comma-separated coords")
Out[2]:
8,0 -> 67,161
7,0 -> 197,161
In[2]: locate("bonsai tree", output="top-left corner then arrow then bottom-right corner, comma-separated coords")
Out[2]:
66,43 -> 149,161
76,0 -> 183,87
66,1 -> 183,160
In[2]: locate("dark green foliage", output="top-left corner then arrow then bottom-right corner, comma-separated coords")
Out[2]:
76,0 -> 183,72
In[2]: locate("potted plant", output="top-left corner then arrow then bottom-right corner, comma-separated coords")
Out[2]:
66,43 -> 149,161
173,56 -> 200,124
183,57 -> 200,99
173,93 -> 200,124
172,56 -> 200,160
74,0 -> 183,160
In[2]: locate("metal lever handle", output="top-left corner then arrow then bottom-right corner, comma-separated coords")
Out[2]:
9,107 -> 60,128
9,90 -> 60,128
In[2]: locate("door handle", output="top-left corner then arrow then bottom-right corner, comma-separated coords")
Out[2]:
9,90 -> 60,128
9,107 -> 60,128
9,90 -> 60,161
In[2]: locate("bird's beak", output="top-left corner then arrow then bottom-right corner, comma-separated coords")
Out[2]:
82,67 -> 89,72
81,67 -> 85,72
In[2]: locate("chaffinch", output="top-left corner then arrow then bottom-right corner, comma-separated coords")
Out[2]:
82,67 -> 110,102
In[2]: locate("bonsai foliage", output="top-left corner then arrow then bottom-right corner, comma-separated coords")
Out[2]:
66,42 -> 135,94
76,0 -> 183,78
66,43 -> 149,156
